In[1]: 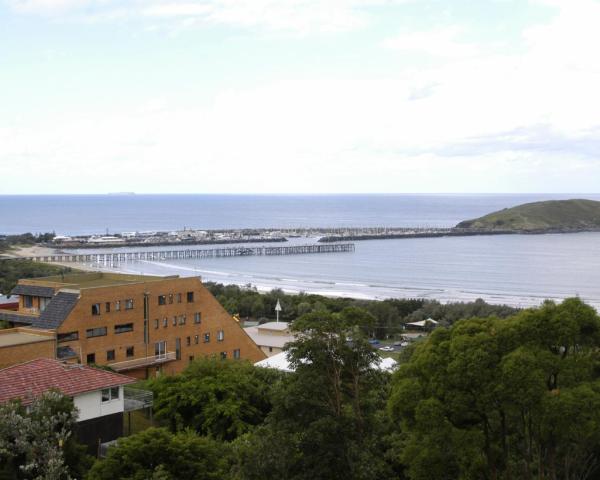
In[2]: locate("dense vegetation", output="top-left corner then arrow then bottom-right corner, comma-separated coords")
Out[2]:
4,298 -> 600,479
205,282 -> 518,337
391,298 -> 600,479
457,199 -> 600,231
0,391 -> 92,479
0,232 -> 55,253
0,259 -> 76,296
82,298 -> 600,480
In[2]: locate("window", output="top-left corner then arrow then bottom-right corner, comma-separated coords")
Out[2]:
86,327 -> 107,338
217,330 -> 225,342
177,293 -> 182,303
158,295 -> 166,306
106,349 -> 115,361
86,353 -> 95,364
115,300 -> 121,311
179,315 -> 186,325
125,299 -> 134,310
175,338 -> 181,360
186,336 -> 191,346
187,291 -> 194,303
204,333 -> 210,343
105,302 -> 111,313
220,352 -> 227,360
23,296 -> 33,308
233,349 -> 241,360
154,319 -> 159,329
91,304 -> 101,316
40,297 -> 51,312
194,312 -> 201,324
194,335 -> 199,345
57,331 -> 78,343
101,387 -> 120,402
163,317 -> 168,328
269,347 -> 273,353
155,341 -> 166,358
115,323 -> 134,334
169,294 -> 174,304
172,316 -> 177,326
189,355 -> 195,364
126,346 -> 134,357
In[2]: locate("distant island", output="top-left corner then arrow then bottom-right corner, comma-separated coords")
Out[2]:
456,199 -> 600,232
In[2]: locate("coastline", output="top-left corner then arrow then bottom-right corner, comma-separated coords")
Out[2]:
6,237 -> 600,311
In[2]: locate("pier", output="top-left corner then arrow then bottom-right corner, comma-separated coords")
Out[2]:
22,243 -> 355,264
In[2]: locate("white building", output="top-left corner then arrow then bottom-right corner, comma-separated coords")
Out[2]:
0,358 -> 145,453
243,321 -> 296,357
255,351 -> 397,373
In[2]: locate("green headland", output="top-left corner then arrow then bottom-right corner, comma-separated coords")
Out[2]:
457,199 -> 600,232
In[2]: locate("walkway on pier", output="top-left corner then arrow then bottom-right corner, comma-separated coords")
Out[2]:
24,243 -> 355,264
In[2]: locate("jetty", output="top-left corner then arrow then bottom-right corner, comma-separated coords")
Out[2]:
21,243 -> 356,264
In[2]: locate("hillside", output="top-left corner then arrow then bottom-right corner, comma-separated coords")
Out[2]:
456,199 -> 600,231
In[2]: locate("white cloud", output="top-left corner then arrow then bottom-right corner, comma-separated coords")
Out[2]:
382,27 -> 480,59
3,0 -> 407,33
3,0 -> 600,193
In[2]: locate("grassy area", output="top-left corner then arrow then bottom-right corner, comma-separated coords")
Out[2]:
0,259 -> 79,295
457,199 -> 600,231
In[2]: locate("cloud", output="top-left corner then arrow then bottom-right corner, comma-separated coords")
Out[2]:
382,27 -> 480,59
3,0 -> 406,33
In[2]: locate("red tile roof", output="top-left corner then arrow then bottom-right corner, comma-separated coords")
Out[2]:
0,358 -> 136,405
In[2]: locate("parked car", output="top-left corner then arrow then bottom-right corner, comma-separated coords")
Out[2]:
379,346 -> 395,352
369,339 -> 381,345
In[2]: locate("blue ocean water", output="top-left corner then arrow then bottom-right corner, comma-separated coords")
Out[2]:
2,193 -> 600,235
2,194 -> 600,308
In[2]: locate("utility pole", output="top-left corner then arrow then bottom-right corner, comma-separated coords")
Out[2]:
275,299 -> 282,323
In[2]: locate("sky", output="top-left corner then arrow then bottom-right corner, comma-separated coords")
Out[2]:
1,0 -> 599,194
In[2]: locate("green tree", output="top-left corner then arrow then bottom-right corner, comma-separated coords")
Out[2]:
86,428 -> 231,480
0,390 -> 91,480
389,298 -> 600,480
235,307 -> 394,480
146,358 -> 282,441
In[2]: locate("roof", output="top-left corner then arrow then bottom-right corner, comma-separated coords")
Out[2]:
254,352 -> 295,372
30,292 -> 79,329
406,319 -> 439,328
0,358 -> 136,405
0,330 -> 53,348
255,351 -> 397,373
11,285 -> 55,298
0,311 -> 37,325
27,272 -> 170,290
243,326 -> 295,349
257,322 -> 290,332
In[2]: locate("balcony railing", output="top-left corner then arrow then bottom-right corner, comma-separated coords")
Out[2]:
108,351 -> 176,372
124,386 -> 153,412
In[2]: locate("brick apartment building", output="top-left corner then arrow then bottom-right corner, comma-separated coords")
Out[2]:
0,272 -> 265,378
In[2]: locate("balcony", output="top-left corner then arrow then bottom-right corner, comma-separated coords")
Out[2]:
108,351 -> 176,372
124,386 -> 153,412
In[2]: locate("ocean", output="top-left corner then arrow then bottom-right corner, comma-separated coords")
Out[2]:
2,194 -> 600,308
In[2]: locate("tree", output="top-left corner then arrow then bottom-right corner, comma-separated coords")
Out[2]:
389,298 -> 600,480
0,390 -> 91,480
86,428 -> 231,480
146,358 -> 282,441
235,307 -> 395,480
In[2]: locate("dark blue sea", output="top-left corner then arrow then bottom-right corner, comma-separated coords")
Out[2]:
2,194 -> 600,308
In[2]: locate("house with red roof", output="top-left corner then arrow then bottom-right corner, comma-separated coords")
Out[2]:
0,358 -> 150,454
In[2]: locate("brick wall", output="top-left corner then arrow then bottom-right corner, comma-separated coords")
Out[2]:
57,277 -> 265,378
